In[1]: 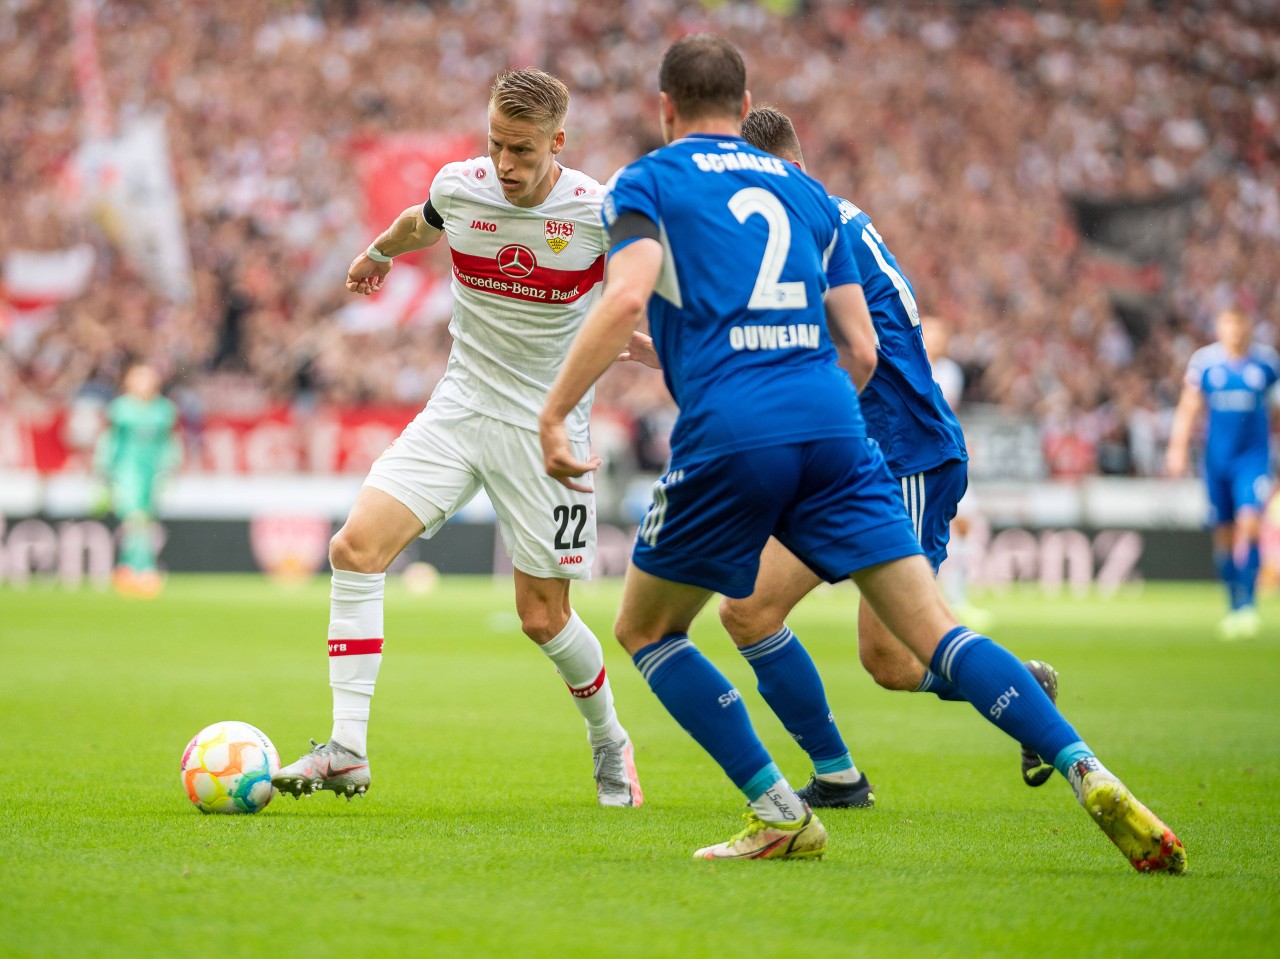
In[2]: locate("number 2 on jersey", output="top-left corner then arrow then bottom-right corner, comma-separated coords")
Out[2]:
728,188 -> 808,311
553,504 -> 588,550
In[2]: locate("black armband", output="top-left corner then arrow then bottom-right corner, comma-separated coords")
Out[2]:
421,199 -> 444,231
608,212 -> 660,247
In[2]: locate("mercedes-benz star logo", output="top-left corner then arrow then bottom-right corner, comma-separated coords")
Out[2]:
496,244 -> 536,279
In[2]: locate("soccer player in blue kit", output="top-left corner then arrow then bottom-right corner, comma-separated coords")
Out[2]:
619,107 -> 1061,800
1167,307 -> 1279,640
722,107 -> 1061,800
539,34 -> 1184,870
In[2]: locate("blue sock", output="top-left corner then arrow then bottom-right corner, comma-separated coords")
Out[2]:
633,634 -> 776,798
738,627 -> 851,769
915,669 -> 966,702
1214,547 -> 1241,610
930,626 -> 1083,764
1239,543 -> 1261,608
1051,740 -> 1096,779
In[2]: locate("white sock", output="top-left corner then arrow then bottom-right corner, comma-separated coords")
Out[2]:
1066,756 -> 1113,805
539,611 -> 624,745
328,568 -> 385,757
749,779 -> 808,823
816,765 -> 862,785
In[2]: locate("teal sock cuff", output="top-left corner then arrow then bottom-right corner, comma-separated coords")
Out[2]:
742,762 -> 784,802
814,753 -> 854,776
1052,740 -> 1094,778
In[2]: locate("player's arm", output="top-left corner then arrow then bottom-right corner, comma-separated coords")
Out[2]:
821,211 -> 876,391
92,420 -> 117,476
540,237 -> 664,492
825,282 -> 878,392
1165,382 -> 1204,477
345,202 -> 446,296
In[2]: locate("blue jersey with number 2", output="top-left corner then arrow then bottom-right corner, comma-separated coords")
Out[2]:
604,134 -> 864,466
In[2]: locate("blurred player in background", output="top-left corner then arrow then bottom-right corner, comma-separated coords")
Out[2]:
94,362 -> 181,598
1167,307 -> 1279,641
920,314 -> 994,633
272,69 -> 643,807
718,108 -> 1058,798
542,35 -> 1184,872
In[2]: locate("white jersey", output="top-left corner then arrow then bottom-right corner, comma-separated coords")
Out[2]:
427,157 -> 607,439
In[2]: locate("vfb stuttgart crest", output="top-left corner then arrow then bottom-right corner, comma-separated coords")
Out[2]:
544,219 -> 574,254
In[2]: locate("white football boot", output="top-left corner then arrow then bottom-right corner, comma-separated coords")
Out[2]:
273,739 -> 371,799
591,733 -> 643,807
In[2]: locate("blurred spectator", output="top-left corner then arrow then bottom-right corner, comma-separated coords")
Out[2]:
1,0 -> 1276,480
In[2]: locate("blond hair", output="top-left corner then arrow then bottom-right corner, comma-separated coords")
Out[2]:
489,69 -> 570,134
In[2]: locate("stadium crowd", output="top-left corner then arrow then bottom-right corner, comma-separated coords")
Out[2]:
1,0 -> 1277,478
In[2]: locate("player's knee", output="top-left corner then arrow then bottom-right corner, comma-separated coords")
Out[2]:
858,643 -> 916,692
518,606 -> 564,644
328,528 -> 388,575
613,617 -> 650,656
718,595 -> 782,648
1212,524 -> 1234,550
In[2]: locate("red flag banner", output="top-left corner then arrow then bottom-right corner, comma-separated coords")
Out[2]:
351,132 -> 477,251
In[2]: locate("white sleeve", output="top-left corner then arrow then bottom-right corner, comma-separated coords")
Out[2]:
1184,348 -> 1208,389
933,357 -> 965,411
428,161 -> 466,223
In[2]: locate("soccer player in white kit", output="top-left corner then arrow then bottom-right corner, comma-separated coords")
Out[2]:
273,69 -> 643,807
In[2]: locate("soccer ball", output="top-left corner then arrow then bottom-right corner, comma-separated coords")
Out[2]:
180,721 -> 280,814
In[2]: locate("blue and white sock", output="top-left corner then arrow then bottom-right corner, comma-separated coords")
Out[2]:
914,668 -> 966,701
739,627 -> 858,782
633,634 -> 781,800
1058,749 -> 1113,803
930,626 -> 1086,766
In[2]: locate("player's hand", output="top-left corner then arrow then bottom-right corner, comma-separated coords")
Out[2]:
539,418 -> 603,493
618,331 -> 661,369
1165,446 -> 1188,477
346,252 -> 393,295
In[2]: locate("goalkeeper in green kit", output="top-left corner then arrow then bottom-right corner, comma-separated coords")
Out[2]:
94,363 -> 182,597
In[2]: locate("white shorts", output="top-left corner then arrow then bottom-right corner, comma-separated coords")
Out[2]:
364,393 -> 596,579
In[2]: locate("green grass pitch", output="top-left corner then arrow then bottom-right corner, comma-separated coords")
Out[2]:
2,576 -> 1277,958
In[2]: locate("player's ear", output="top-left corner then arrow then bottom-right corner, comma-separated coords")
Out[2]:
740,90 -> 751,121
659,91 -> 675,129
550,128 -> 565,155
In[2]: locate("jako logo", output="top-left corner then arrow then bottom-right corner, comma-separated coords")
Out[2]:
559,555 -> 584,565
471,220 -> 498,232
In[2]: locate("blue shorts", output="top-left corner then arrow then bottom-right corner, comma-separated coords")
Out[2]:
1206,461 -> 1272,526
896,459 -> 967,573
632,437 -> 923,598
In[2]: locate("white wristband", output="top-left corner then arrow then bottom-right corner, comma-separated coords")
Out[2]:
366,244 -> 393,263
